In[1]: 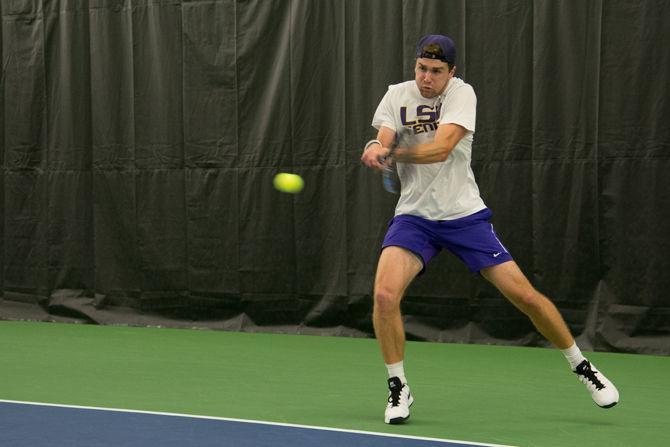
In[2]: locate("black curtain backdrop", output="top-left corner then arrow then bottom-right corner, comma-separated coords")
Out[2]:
1,0 -> 668,354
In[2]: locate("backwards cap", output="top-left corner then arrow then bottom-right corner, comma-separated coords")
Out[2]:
415,34 -> 456,65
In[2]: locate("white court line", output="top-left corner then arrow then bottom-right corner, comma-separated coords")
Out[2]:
0,399 -> 517,447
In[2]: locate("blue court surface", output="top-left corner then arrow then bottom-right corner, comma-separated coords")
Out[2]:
0,400 -> 516,447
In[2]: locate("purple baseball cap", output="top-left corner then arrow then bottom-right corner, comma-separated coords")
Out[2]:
415,34 -> 456,65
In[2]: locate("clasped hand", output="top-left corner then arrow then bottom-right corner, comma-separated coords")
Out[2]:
361,144 -> 391,171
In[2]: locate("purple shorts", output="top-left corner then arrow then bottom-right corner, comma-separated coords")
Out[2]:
381,209 -> 513,274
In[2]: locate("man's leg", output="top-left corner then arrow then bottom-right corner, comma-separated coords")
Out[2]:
481,260 -> 619,408
480,260 -> 573,348
373,246 -> 422,423
373,246 -> 422,362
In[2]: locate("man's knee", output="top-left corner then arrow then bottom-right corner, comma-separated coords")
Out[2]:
374,287 -> 401,316
508,288 -> 546,316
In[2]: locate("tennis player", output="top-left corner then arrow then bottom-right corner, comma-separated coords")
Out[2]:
360,34 -> 619,424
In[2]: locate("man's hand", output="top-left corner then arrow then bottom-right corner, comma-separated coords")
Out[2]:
360,143 -> 391,171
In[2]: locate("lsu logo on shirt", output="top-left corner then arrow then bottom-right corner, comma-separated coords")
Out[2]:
400,103 -> 441,135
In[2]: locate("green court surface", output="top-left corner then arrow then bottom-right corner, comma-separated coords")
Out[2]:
0,320 -> 667,447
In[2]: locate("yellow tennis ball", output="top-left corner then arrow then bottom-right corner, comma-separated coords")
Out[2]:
273,172 -> 304,193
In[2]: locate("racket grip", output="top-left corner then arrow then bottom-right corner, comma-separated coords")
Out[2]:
382,167 -> 399,194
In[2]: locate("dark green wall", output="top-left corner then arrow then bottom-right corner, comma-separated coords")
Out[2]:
1,0 -> 669,354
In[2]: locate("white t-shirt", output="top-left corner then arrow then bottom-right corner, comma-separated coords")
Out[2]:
371,78 -> 486,220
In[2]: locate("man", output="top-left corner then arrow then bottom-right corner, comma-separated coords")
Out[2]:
360,34 -> 619,425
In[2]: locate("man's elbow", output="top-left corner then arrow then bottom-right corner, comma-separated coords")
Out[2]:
436,146 -> 454,162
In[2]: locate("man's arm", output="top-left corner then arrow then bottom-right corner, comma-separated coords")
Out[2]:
394,123 -> 467,164
360,126 -> 397,170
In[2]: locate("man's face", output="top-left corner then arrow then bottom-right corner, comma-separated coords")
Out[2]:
414,58 -> 454,98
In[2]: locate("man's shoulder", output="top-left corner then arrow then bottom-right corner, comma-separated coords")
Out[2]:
387,80 -> 416,93
446,77 -> 475,94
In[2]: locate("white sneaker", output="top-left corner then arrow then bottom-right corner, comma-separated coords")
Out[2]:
385,377 -> 414,424
574,359 -> 619,408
